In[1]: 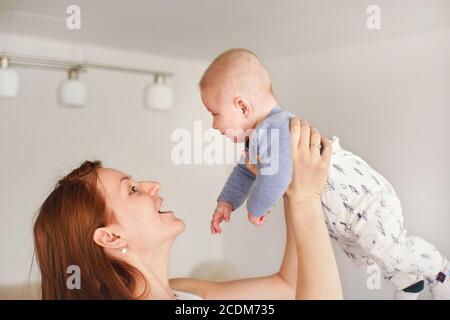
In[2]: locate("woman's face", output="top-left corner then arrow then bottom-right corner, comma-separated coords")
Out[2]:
96,168 -> 185,253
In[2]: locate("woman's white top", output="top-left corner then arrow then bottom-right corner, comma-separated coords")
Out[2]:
173,290 -> 204,300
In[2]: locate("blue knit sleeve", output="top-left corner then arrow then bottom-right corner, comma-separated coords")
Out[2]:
217,155 -> 256,211
246,118 -> 292,216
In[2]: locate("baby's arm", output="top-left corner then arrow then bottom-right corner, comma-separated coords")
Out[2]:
217,160 -> 256,211
211,158 -> 256,234
246,120 -> 293,219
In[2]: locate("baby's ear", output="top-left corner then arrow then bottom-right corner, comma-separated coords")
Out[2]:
234,97 -> 252,116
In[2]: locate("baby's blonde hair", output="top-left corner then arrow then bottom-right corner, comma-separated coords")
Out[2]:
199,48 -> 273,96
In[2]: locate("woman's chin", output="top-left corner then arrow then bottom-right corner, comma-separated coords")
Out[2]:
160,211 -> 185,229
171,217 -> 186,236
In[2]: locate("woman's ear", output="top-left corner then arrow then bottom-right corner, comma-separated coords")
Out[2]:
93,226 -> 126,250
234,97 -> 252,117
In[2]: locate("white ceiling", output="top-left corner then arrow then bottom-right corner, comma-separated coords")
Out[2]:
1,0 -> 449,62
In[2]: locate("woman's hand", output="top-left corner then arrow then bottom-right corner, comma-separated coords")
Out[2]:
285,118 -> 332,205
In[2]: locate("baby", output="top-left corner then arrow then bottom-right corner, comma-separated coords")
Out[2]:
199,48 -> 450,300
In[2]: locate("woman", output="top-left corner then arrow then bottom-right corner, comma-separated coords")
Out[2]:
33,118 -> 342,299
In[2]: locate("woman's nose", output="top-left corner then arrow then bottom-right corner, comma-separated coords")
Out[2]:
142,181 -> 160,195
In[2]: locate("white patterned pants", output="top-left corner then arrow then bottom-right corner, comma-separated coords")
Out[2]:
321,137 -> 448,290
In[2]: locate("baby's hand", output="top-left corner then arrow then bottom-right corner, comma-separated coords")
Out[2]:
247,211 -> 270,226
211,202 -> 233,234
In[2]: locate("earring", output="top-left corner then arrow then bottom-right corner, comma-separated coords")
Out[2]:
112,234 -> 127,255
120,239 -> 128,255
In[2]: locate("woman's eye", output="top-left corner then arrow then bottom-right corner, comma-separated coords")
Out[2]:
129,186 -> 137,195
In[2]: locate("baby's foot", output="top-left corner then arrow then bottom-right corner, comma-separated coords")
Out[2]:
248,212 -> 267,226
430,264 -> 450,300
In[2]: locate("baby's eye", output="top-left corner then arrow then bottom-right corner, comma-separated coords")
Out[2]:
129,185 -> 137,195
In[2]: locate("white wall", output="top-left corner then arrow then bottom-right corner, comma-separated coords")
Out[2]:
0,33 -> 229,287
1,27 -> 449,300
222,28 -> 450,299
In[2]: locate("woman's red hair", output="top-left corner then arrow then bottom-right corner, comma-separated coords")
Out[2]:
33,160 -> 148,299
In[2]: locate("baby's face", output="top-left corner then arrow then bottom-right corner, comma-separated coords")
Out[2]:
201,88 -> 253,143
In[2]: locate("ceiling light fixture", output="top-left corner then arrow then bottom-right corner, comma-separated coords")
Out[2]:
145,74 -> 174,111
59,66 -> 87,107
0,56 -> 19,98
0,9 -> 174,110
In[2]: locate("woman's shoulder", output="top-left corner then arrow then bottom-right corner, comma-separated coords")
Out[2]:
170,277 -> 214,300
172,289 -> 204,300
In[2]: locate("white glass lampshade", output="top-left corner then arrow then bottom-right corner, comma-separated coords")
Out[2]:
145,74 -> 174,111
59,68 -> 87,107
0,57 -> 20,98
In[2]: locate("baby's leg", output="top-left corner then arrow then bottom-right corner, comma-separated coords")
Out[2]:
353,196 -> 448,298
336,240 -> 422,299
321,140 -> 448,298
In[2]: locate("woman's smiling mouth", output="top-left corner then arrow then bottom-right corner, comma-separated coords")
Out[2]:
157,198 -> 173,214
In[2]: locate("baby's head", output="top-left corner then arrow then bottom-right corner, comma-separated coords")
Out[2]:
199,48 -> 277,143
